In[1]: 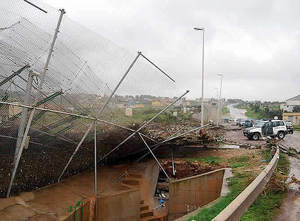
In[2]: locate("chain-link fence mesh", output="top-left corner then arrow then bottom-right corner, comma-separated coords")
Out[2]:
0,0 -> 202,197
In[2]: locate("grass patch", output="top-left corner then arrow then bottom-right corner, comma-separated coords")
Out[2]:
241,150 -> 289,221
222,106 -> 230,115
245,109 -> 263,119
232,162 -> 246,168
294,126 -> 300,131
186,156 -> 221,165
187,172 -> 252,221
188,150 -> 289,221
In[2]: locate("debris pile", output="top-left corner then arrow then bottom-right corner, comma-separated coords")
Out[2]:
161,159 -> 222,179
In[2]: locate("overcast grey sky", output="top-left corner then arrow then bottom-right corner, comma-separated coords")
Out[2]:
28,0 -> 300,100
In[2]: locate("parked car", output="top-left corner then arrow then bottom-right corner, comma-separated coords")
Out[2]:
244,120 -> 287,140
235,118 -> 242,126
285,121 -> 294,134
261,120 -> 288,139
238,119 -> 246,127
243,120 -> 267,140
243,119 -> 253,128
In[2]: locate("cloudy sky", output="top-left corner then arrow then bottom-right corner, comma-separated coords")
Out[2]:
9,0 -> 300,101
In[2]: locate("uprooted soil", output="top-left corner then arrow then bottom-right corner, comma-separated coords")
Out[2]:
161,160 -> 223,179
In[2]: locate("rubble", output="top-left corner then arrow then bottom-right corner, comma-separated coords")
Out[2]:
161,159 -> 222,179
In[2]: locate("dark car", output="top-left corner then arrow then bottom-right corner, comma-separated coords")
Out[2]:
243,119 -> 253,128
285,121 -> 294,134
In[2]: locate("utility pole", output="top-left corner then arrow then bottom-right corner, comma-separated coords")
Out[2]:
194,27 -> 205,126
217,74 -> 223,126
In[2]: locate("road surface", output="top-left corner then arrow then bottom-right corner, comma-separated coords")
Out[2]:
274,131 -> 300,221
227,104 -> 247,120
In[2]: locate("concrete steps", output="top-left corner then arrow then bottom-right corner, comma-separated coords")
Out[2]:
140,209 -> 154,218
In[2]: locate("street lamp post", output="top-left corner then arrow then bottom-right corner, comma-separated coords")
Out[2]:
194,27 -> 205,126
217,73 -> 223,126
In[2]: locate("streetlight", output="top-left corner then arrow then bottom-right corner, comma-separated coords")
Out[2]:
194,27 -> 205,126
217,73 -> 223,126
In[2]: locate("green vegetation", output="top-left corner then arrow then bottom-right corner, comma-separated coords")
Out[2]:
222,106 -> 230,115
188,150 -> 289,221
294,126 -> 300,131
235,103 -> 282,120
186,156 -> 221,165
107,107 -> 193,125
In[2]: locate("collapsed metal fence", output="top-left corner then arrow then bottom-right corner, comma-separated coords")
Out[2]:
0,0 -> 212,205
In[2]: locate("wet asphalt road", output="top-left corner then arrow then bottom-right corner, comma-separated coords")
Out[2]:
228,104 -> 247,120
283,131 -> 300,152
274,131 -> 300,221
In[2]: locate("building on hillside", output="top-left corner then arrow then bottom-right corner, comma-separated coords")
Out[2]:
152,101 -> 162,107
134,104 -> 145,108
282,112 -> 300,126
280,95 -> 300,112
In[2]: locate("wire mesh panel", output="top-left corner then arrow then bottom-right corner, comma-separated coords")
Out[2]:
0,0 -> 197,197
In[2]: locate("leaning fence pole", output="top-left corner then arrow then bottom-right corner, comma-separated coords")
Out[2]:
14,71 -> 34,162
140,53 -> 175,83
98,52 -> 141,115
138,133 -> 170,180
99,90 -> 190,162
38,8 -> 65,94
7,108 -> 36,197
7,10 -> 67,196
57,123 -> 94,182
94,121 -> 98,221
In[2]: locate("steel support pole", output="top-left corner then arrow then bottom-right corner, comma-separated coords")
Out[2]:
140,53 -> 175,83
38,8 -> 65,95
171,148 -> 176,176
14,71 -> 34,161
57,122 -> 94,182
7,108 -> 36,197
94,121 -> 98,221
0,64 -> 29,87
138,133 -> 170,180
98,52 -> 141,115
217,74 -> 223,126
99,90 -> 189,163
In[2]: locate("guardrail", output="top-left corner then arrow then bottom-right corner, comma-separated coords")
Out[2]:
213,147 -> 280,221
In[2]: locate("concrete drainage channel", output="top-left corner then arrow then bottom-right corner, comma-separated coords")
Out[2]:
176,147 -> 280,221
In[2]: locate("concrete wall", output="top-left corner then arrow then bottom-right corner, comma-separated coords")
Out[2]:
97,189 -> 140,221
168,169 -> 225,220
63,189 -> 140,221
283,112 -> 300,125
213,148 -> 279,221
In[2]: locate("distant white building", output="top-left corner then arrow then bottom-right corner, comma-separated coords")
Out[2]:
286,95 -> 300,106
280,95 -> 300,112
